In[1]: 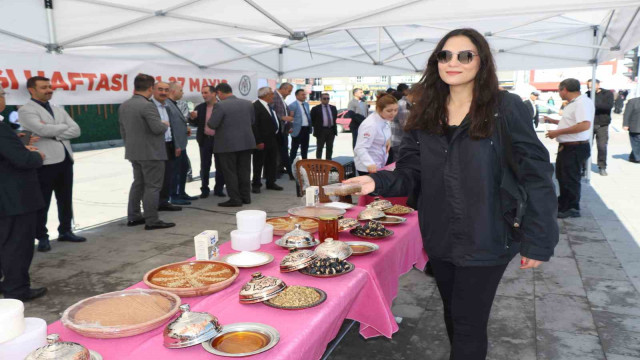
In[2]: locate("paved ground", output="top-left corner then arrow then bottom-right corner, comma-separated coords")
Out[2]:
21,113 -> 640,359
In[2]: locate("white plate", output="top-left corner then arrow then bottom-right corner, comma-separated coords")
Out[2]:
220,252 -> 274,268
324,202 -> 355,210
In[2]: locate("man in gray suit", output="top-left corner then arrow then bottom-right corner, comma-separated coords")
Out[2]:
168,82 -> 198,203
153,82 -> 183,211
623,97 -> 640,163
207,83 -> 257,207
118,74 -> 175,230
163,82 -> 192,206
19,76 -> 85,252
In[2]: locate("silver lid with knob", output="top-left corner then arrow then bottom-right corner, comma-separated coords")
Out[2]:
163,304 -> 223,348
25,334 -> 95,360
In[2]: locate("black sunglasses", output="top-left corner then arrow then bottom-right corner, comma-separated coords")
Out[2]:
436,50 -> 477,64
321,97 -> 330,100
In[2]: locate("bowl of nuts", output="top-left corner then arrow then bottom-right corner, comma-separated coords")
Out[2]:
383,205 -> 415,215
263,285 -> 327,310
299,258 -> 354,277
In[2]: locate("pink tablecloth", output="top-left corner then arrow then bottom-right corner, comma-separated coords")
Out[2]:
47,206 -> 427,360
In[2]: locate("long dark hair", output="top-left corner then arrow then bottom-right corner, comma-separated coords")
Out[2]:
405,28 -> 499,139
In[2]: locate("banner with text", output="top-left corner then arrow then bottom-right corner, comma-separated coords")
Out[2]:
0,53 -> 257,105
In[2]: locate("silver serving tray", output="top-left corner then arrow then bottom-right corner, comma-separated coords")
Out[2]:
201,322 -> 279,357
288,205 -> 346,218
274,238 -> 320,249
345,241 -> 380,255
377,215 -> 407,225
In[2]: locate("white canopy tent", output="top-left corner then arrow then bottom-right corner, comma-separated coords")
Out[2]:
1,0 -> 640,78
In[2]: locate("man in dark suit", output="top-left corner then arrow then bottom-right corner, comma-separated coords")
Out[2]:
252,87 -> 284,193
0,119 -> 48,301
207,83 -> 257,207
523,91 -> 539,128
311,92 -> 338,160
586,79 -> 615,176
190,85 -> 225,198
118,74 -> 175,230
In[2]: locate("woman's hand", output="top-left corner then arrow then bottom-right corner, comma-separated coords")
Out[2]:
343,176 -> 375,195
366,165 -> 378,174
520,256 -> 543,269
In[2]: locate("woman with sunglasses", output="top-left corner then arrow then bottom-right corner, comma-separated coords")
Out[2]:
345,28 -> 558,359
353,94 -> 399,175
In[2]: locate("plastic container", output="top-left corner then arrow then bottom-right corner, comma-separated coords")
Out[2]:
322,183 -> 362,196
236,210 -> 266,232
260,224 -> 274,244
231,230 -> 261,252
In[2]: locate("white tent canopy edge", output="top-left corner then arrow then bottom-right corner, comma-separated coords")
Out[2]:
1,0 -> 639,78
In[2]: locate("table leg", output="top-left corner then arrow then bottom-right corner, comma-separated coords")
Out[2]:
321,319 -> 358,360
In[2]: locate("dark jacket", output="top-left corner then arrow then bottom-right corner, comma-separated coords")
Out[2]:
252,100 -> 279,148
586,89 -> 614,126
191,102 -> 213,144
523,99 -> 539,127
310,104 -> 338,137
369,92 -> 558,266
623,97 -> 640,133
0,122 -> 45,217
345,110 -> 366,133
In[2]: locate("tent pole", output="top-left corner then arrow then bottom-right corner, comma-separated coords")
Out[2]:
587,26 -> 598,182
278,47 -> 283,83
44,0 -> 59,53
346,30 -> 377,64
378,27 -> 381,64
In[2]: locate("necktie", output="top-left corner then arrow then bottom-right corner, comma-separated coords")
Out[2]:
303,103 -> 311,125
269,106 -> 279,133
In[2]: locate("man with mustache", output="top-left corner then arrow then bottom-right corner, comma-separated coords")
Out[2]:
19,76 -> 86,252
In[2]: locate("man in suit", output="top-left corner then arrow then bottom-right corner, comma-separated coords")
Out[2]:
118,74 -> 175,230
622,96 -> 640,163
347,88 -> 369,149
0,120 -> 48,301
288,89 -> 312,166
586,79 -> 615,176
252,87 -> 284,193
523,91 -> 540,128
311,92 -> 338,160
166,82 -> 197,205
189,85 -> 225,198
152,82 -> 184,211
273,83 -> 295,180
207,83 -> 257,207
19,76 -> 86,252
